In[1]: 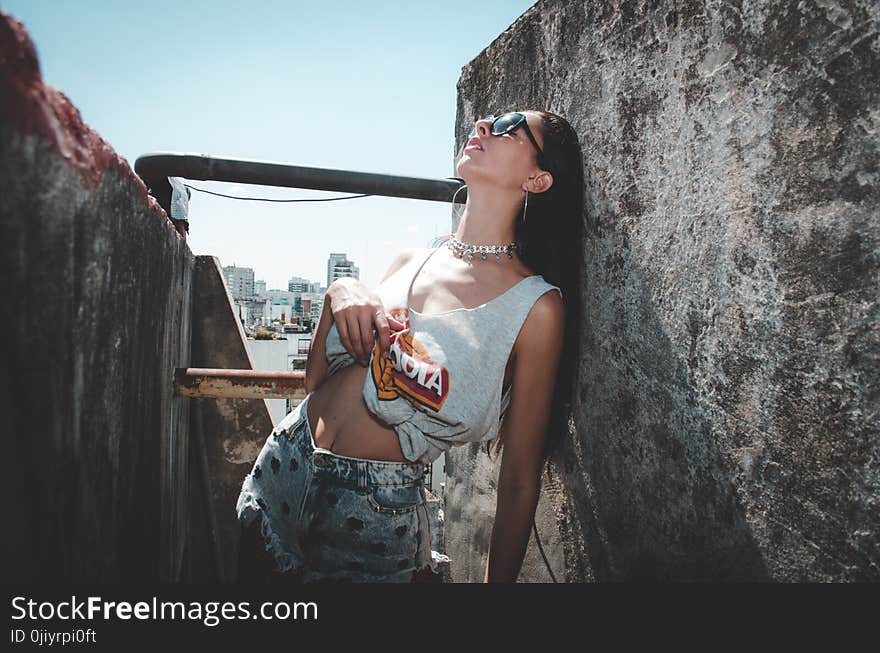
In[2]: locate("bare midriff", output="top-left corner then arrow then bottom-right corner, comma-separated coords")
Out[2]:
306,360 -> 412,463
306,350 -> 516,464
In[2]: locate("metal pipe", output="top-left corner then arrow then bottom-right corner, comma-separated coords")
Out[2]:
174,368 -> 307,399
135,152 -> 466,215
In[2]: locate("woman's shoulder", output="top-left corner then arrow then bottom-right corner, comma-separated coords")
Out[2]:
513,271 -> 564,333
521,267 -> 562,295
511,264 -> 561,298
512,280 -> 565,355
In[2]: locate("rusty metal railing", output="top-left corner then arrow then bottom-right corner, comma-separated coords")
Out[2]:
174,368 -> 307,399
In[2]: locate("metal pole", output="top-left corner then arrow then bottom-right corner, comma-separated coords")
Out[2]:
174,368 -> 307,399
135,152 -> 466,217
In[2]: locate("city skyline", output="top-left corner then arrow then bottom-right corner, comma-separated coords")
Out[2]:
224,248 -> 364,296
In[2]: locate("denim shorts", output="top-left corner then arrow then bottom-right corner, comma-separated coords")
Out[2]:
236,394 -> 444,583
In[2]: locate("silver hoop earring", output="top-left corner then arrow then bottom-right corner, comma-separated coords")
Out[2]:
451,183 -> 467,206
522,189 -> 529,226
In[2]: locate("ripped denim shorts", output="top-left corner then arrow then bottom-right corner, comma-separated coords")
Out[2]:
236,394 -> 444,583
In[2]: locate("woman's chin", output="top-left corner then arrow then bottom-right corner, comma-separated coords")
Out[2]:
455,168 -> 500,189
454,158 -> 488,184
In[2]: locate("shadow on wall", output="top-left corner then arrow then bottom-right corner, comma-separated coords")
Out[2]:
563,220 -> 769,581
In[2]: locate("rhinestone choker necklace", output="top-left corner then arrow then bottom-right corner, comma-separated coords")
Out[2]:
447,234 -> 520,261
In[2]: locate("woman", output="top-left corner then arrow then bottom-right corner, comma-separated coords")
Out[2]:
236,109 -> 584,583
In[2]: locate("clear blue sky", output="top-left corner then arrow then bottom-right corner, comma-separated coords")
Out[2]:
2,0 -> 536,290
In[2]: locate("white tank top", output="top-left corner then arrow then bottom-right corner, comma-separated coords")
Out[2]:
323,245 -> 562,464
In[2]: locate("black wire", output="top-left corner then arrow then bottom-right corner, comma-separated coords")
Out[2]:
183,183 -> 372,203
532,515 -> 558,583
531,454 -> 558,583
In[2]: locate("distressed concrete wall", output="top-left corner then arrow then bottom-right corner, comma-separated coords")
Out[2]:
0,12 -> 194,581
184,256 -> 274,582
448,0 -> 878,581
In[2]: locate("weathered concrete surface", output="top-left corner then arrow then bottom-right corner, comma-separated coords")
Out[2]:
0,12 -> 193,581
445,445 -> 565,582
449,0 -> 879,581
184,256 -> 274,582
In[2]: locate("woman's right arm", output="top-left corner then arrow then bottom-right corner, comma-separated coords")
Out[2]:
304,248 -> 418,394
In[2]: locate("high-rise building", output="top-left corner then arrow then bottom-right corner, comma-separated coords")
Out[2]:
288,276 -> 309,293
326,253 -> 347,288
326,253 -> 359,287
223,265 -> 255,300
254,279 -> 266,298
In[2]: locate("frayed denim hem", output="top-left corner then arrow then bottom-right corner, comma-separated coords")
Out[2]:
238,500 -> 306,576
238,502 -> 450,582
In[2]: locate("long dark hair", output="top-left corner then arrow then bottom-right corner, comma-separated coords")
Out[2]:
480,110 -> 584,467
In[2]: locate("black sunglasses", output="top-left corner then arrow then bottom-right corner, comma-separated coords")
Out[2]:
467,112 -> 546,168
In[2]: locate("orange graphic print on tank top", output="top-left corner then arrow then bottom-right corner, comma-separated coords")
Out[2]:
369,307 -> 450,412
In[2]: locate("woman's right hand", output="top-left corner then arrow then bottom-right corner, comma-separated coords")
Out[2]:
327,277 -> 398,366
